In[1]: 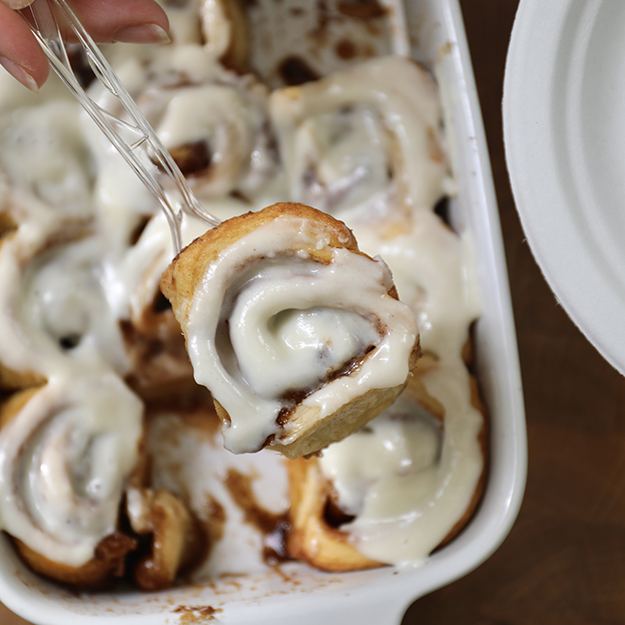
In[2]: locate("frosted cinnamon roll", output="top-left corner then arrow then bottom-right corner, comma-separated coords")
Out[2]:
0,101 -> 95,218
269,56 -> 449,224
87,45 -> 280,227
288,360 -> 486,570
161,202 -> 420,457
0,217 -> 128,388
0,374 -> 143,587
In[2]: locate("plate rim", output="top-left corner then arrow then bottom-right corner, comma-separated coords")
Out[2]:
504,0 -> 625,375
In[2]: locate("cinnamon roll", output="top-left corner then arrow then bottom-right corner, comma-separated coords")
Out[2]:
287,359 -> 486,570
0,100 -> 95,217
269,56 -> 449,224
87,45 -> 280,229
0,374 -> 143,586
161,202 -> 420,457
0,213 -> 128,388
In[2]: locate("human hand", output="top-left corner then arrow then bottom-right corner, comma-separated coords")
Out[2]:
0,0 -> 170,91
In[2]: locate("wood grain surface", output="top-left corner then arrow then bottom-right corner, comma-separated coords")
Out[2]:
3,1 -> 625,624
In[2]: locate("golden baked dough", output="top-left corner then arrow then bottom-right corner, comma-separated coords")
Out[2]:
130,489 -> 206,591
286,457 -> 380,572
15,535 -> 136,589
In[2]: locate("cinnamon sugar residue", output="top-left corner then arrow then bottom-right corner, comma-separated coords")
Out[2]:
224,469 -> 291,565
173,604 -> 221,623
277,55 -> 320,86
337,0 -> 387,20
335,38 -> 357,60
204,495 -> 227,543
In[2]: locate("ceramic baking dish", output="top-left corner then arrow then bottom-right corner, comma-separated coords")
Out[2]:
0,1 -> 526,623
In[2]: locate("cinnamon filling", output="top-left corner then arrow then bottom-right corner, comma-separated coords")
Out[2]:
277,56 -> 320,86
169,141 -> 213,176
276,343 -> 376,426
224,469 -> 291,565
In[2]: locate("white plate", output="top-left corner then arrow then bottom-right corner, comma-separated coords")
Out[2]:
0,2 -> 526,624
504,0 -> 625,374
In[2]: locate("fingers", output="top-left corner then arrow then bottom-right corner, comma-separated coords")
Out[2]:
0,0 -> 170,90
4,1 -> 34,8
2,0 -> 35,10
65,0 -> 171,44
0,3 -> 48,90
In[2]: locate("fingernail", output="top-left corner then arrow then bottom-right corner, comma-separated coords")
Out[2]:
113,23 -> 171,45
0,57 -> 39,91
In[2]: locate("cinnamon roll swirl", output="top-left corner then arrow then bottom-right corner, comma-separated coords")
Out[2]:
0,374 -> 143,586
0,101 -> 95,218
0,213 -> 128,388
88,45 -> 279,226
161,202 -> 420,457
269,56 -> 449,224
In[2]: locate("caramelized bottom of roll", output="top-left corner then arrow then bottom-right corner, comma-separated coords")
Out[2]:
121,319 -> 196,402
286,358 -> 488,571
14,534 -> 136,589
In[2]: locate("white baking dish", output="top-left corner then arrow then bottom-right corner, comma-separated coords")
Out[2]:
0,1 -> 526,623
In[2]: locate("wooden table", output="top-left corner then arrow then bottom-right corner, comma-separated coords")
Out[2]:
4,1 -> 625,623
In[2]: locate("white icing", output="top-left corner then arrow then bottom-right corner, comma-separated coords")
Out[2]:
0,218 -> 129,379
241,307 -> 378,397
0,374 -> 143,567
0,100 -> 94,216
270,56 -> 449,222
320,393 -> 441,516
186,215 -> 418,453
200,0 -> 232,59
319,213 -> 483,564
